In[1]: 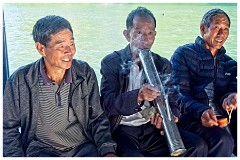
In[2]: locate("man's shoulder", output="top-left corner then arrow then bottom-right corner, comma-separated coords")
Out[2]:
152,52 -> 171,65
72,59 -> 87,66
177,42 -> 196,52
102,49 -> 124,62
172,42 -> 199,60
9,61 -> 38,79
72,59 -> 92,72
223,54 -> 236,63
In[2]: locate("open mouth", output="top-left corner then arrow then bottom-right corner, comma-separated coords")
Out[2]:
215,39 -> 223,43
215,38 -> 223,43
62,58 -> 71,62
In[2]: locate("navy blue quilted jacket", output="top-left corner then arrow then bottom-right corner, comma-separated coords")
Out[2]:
170,36 -> 237,122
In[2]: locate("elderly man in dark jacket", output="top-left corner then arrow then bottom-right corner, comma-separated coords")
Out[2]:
171,8 -> 237,157
100,7 -> 208,157
3,15 -> 116,157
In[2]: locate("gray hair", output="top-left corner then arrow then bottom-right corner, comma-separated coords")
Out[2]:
126,7 -> 156,30
32,15 -> 73,46
201,8 -> 231,28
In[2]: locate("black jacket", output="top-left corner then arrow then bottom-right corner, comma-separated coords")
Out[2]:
100,45 -> 176,132
170,36 -> 237,122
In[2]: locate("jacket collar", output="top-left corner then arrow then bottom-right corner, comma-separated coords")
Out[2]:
121,44 -> 133,62
25,59 -> 41,88
39,58 -> 73,85
118,44 -> 134,75
71,59 -> 85,86
25,58 -> 84,88
195,36 -> 226,58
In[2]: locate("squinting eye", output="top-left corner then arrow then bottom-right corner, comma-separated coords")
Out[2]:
224,28 -> 229,31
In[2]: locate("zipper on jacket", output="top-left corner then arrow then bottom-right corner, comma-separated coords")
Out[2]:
213,56 -> 220,86
68,80 -> 82,108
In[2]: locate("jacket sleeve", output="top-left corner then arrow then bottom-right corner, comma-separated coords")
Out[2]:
219,59 -> 237,106
3,76 -> 25,157
100,57 -> 141,117
86,66 -> 116,156
170,47 -> 210,121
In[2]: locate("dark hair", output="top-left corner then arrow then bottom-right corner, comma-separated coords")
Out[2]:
201,8 -> 231,28
126,7 -> 156,30
32,15 -> 73,46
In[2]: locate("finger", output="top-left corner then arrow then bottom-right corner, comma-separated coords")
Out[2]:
222,96 -> 234,109
142,88 -> 160,98
155,117 -> 163,129
230,97 -> 237,104
141,90 -> 159,101
233,103 -> 237,110
210,113 -> 218,122
224,105 -> 229,111
208,111 -> 218,126
174,116 -> 179,123
151,91 -> 161,97
222,98 -> 227,107
223,98 -> 231,110
225,104 -> 236,111
229,100 -> 237,110
234,93 -> 237,98
230,104 -> 237,110
209,119 -> 218,126
145,84 -> 160,92
222,102 -> 228,110
154,113 -> 160,126
201,109 -> 217,127
160,130 -> 164,135
202,118 -> 218,127
150,114 -> 155,124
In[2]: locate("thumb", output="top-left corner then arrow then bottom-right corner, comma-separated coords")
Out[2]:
209,110 -> 218,122
174,116 -> 179,123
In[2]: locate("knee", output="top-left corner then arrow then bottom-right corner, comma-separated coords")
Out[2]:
184,137 -> 208,157
213,128 -> 234,147
205,127 -> 235,157
193,137 -> 208,156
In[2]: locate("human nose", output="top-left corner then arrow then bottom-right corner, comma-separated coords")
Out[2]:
140,33 -> 149,41
217,28 -> 223,35
61,46 -> 71,54
64,44 -> 75,53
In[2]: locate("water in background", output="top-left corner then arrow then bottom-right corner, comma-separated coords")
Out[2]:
3,3 -> 237,82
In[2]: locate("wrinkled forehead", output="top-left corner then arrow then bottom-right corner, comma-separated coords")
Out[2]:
211,14 -> 230,26
132,15 -> 155,27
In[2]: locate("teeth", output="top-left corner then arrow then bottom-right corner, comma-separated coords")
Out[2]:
62,59 -> 70,62
216,39 -> 222,42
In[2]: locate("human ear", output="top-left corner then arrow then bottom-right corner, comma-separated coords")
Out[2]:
200,24 -> 206,37
35,42 -> 46,57
123,30 -> 130,42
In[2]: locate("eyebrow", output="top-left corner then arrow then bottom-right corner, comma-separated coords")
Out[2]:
55,37 -> 75,45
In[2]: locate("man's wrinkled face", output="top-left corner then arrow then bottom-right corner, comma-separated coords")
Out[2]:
201,14 -> 229,54
125,15 -> 156,55
42,28 -> 76,71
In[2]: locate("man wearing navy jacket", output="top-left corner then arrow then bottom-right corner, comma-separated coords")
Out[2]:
171,8 -> 237,156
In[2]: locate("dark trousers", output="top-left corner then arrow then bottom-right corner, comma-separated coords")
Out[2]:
112,122 -> 208,157
27,140 -> 99,157
228,110 -> 237,156
179,117 -> 235,157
